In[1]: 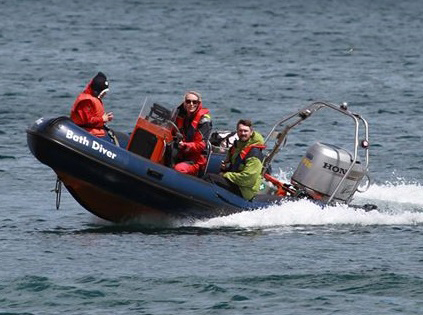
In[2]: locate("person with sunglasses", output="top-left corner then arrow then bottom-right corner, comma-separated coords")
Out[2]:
70,72 -> 115,142
173,91 -> 212,176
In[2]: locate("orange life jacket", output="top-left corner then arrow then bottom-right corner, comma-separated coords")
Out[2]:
175,103 -> 211,166
176,106 -> 210,142
228,143 -> 266,172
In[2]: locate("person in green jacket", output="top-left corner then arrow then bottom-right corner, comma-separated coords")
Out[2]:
218,119 -> 265,200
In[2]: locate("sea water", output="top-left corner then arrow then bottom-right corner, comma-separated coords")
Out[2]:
1,0 -> 423,314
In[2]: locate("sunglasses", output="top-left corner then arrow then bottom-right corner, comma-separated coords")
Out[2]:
185,99 -> 199,105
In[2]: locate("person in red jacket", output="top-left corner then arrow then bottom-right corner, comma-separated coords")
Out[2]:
173,91 -> 212,176
70,72 -> 114,141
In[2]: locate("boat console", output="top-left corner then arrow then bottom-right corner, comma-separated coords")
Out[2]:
127,103 -> 175,164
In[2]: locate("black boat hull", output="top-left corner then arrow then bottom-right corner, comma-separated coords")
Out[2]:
27,117 -> 280,222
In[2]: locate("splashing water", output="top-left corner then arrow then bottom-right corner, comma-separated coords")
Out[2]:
193,181 -> 423,229
358,181 -> 423,205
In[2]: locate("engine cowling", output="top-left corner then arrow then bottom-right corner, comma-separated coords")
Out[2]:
291,142 -> 366,203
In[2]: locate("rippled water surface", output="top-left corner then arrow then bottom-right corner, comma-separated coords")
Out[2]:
1,0 -> 423,314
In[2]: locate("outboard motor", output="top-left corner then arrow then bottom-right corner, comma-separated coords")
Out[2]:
291,142 -> 366,203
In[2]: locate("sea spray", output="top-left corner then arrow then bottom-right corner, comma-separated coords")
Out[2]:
194,197 -> 423,228
357,181 -> 423,205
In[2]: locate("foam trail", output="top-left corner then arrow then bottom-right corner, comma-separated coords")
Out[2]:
276,169 -> 423,205
194,199 -> 423,229
357,181 -> 423,205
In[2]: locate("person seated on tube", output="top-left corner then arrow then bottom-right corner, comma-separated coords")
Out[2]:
173,91 -> 212,176
206,119 -> 265,200
70,72 -> 116,143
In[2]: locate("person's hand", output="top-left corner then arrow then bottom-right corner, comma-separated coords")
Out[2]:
178,141 -> 187,150
103,112 -> 114,122
220,161 -> 228,171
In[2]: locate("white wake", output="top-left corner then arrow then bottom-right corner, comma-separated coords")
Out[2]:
193,181 -> 423,228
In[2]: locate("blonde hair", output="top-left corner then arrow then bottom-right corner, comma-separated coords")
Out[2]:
184,90 -> 202,102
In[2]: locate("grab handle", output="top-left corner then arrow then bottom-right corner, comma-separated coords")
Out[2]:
147,168 -> 163,180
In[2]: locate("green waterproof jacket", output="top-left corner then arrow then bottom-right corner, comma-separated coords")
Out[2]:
223,131 -> 265,200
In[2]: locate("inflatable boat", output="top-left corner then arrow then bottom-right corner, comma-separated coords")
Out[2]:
26,101 -> 373,223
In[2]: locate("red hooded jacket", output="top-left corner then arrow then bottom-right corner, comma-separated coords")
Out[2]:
70,81 -> 106,137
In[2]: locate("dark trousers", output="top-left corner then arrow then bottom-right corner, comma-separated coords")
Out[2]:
204,173 -> 242,197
